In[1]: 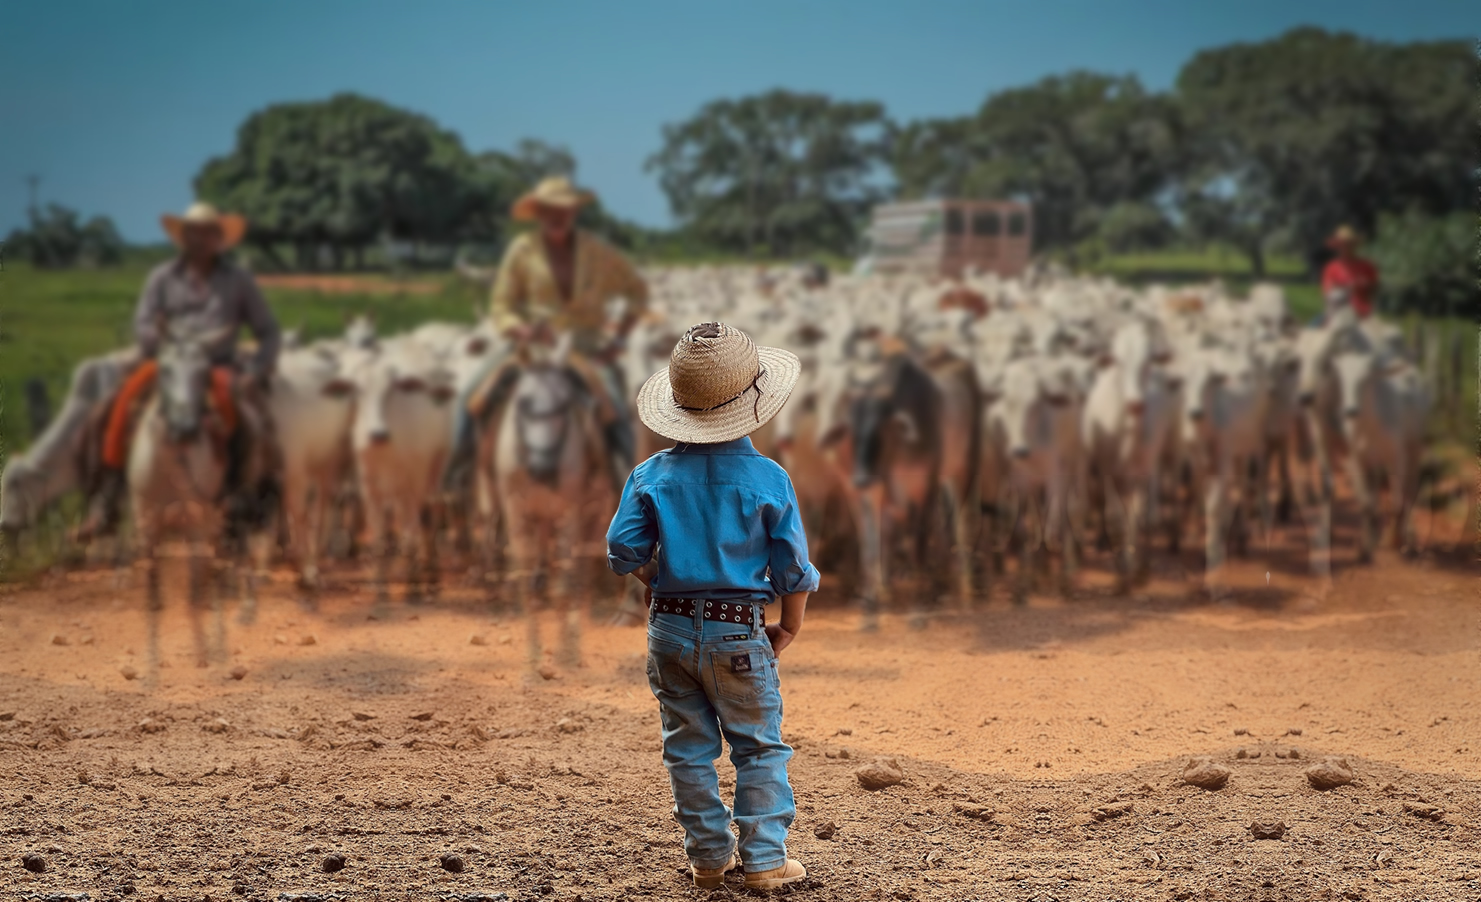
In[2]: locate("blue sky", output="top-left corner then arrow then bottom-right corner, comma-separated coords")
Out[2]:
1,1 -> 1473,242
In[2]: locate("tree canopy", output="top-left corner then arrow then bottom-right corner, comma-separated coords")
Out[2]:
4,204 -> 124,269
1175,27 -> 1473,274
195,93 -> 480,269
646,90 -> 890,257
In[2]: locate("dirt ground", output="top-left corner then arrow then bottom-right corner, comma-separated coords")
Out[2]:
0,535 -> 1476,902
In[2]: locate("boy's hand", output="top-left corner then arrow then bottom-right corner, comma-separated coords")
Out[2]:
765,624 -> 798,657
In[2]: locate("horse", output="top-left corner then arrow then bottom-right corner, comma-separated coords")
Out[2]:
477,336 -> 612,672
125,324 -> 244,677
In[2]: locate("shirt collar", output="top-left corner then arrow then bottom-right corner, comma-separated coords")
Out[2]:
670,436 -> 756,455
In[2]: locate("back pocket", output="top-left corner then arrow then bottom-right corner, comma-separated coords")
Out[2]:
708,647 -> 770,703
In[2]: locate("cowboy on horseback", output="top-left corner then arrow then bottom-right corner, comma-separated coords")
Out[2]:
75,201 -> 282,541
460,176 -> 648,486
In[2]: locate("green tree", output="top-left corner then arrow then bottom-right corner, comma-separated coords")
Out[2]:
647,90 -> 891,257
1368,209 -> 1473,316
1176,28 -> 1473,275
892,72 -> 1182,254
4,204 -> 124,269
195,93 -> 481,270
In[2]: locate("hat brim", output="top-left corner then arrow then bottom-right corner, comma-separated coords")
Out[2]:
511,190 -> 595,222
162,213 -> 246,249
636,346 -> 802,445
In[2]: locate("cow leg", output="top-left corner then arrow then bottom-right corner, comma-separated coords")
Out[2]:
1393,445 -> 1419,556
857,485 -> 885,632
373,506 -> 393,615
1131,473 -> 1154,587
1274,440 -> 1294,525
1007,485 -> 1032,606
1047,471 -> 1075,600
421,504 -> 441,601
1204,465 -> 1230,601
1102,481 -> 1130,596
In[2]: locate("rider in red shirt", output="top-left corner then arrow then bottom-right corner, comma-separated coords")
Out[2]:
1320,225 -> 1379,319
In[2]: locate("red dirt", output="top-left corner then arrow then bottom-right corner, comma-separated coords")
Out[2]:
0,543 -> 1476,901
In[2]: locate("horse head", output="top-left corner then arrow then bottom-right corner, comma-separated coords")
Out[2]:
511,348 -> 579,484
155,324 -> 233,444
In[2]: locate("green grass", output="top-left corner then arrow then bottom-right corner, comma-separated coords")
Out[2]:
0,263 -> 483,463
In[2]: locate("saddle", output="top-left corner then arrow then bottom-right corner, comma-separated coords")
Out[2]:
99,360 -> 240,471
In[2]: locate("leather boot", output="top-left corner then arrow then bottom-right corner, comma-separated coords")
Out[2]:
74,468 -> 126,542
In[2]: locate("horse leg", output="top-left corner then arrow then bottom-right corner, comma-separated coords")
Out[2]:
554,503 -> 582,668
140,534 -> 163,687
184,538 -> 210,669
1347,456 -> 1375,564
1398,442 -> 1422,556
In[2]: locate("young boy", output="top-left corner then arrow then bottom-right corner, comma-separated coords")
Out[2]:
607,321 -> 819,890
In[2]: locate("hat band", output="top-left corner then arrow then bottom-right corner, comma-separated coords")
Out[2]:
675,368 -> 766,423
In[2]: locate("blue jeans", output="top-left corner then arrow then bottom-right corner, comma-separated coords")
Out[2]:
646,602 -> 794,872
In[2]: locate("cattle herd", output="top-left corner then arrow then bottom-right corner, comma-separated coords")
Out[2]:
0,264 -> 1436,624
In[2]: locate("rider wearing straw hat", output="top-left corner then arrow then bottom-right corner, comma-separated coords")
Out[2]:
75,201 -> 281,542
607,322 -> 816,890
1320,225 -> 1380,320
484,176 -> 649,477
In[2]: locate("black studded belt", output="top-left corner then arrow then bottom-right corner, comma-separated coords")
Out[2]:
650,597 -> 762,626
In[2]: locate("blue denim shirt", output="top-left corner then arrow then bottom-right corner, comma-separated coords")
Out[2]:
606,437 -> 821,601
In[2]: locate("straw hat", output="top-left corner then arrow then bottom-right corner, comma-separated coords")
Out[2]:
161,201 -> 246,249
636,322 -> 801,445
1325,224 -> 1361,248
511,176 -> 596,221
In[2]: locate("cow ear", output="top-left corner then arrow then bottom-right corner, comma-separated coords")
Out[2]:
1044,392 -> 1070,407
1164,376 -> 1184,391
1151,350 -> 1173,365
395,376 -> 427,393
321,378 -> 356,398
1097,353 -> 1115,369
466,337 -> 489,357
430,384 -> 457,404
1209,373 -> 1227,385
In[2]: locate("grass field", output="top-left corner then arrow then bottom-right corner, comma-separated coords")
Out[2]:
0,261 -> 485,460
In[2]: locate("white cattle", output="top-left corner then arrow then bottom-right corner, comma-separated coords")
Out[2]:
1331,350 -> 1429,559
1176,347 -> 1269,597
1082,319 -> 1178,592
341,338 -> 458,604
986,354 -> 1086,599
1,349 -> 139,539
269,342 -> 365,589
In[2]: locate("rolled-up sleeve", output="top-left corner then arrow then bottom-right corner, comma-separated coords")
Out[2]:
606,472 -> 656,575
765,484 -> 821,596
